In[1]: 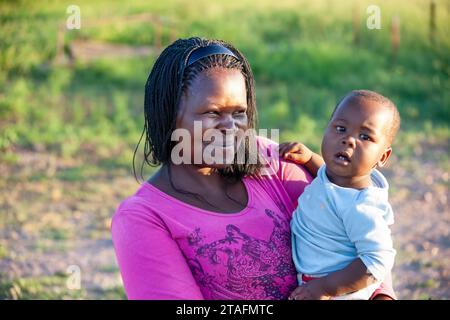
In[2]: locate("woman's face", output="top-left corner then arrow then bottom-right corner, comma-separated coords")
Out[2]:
174,68 -> 249,168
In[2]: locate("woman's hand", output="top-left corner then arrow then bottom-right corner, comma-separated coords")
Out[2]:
288,279 -> 332,300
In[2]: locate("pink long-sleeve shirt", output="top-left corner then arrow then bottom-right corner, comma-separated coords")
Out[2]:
111,138 -> 395,300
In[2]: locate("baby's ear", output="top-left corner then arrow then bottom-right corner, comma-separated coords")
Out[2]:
377,147 -> 392,168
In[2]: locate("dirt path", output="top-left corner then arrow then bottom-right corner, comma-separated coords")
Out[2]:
384,152 -> 450,299
1,143 -> 449,299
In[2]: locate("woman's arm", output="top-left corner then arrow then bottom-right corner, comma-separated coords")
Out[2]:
111,209 -> 204,299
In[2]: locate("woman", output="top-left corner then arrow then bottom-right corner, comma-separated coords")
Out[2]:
111,37 -> 395,300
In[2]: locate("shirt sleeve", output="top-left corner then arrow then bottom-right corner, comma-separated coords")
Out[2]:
277,158 -> 313,208
111,206 -> 204,300
341,197 -> 396,282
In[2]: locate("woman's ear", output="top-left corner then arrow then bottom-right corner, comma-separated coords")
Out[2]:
175,94 -> 188,129
377,147 -> 392,168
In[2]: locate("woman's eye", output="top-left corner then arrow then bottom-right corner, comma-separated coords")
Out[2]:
336,126 -> 346,133
359,133 -> 371,141
233,110 -> 246,116
205,111 -> 219,116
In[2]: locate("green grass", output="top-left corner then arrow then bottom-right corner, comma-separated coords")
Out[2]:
0,271 -> 125,300
1,0 -> 448,169
91,285 -> 126,300
98,264 -> 120,274
0,0 -> 448,300
0,274 -> 87,300
417,279 -> 440,289
0,245 -> 8,259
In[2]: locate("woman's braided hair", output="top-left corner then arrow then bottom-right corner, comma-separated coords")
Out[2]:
133,37 -> 261,182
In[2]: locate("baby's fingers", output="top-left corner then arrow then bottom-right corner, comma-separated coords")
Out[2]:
279,142 -> 297,157
285,152 -> 309,165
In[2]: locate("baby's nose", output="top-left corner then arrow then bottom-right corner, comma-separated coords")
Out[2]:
341,135 -> 356,147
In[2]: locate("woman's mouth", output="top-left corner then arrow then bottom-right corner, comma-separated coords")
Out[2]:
207,139 -> 236,148
204,132 -> 238,148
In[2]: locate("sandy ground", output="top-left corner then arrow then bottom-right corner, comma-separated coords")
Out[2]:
0,142 -> 449,299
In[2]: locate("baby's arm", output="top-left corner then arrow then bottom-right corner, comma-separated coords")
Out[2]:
279,142 -> 324,177
289,258 -> 376,300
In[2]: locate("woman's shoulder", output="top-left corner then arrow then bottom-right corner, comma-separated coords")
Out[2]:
254,135 -> 312,182
249,136 -> 312,213
254,135 -> 281,176
255,135 -> 277,148
112,182 -> 164,225
110,182 -> 184,249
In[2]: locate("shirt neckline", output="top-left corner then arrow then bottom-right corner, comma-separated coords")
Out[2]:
320,165 -> 388,192
142,177 -> 254,217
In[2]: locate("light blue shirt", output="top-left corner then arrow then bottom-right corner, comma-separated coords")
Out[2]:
291,165 -> 396,281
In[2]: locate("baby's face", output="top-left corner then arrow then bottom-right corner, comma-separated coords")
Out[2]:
321,98 -> 392,184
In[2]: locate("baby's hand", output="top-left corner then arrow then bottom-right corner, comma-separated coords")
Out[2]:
288,279 -> 331,300
279,142 -> 313,165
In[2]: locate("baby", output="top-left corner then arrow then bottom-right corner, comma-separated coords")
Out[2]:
280,90 -> 400,300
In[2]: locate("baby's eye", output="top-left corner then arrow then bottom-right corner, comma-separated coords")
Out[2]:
359,133 -> 371,141
336,126 -> 346,133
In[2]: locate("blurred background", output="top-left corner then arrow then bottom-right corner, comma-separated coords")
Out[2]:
0,0 -> 448,299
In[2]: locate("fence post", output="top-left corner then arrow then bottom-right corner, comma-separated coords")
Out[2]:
54,23 -> 69,65
170,25 -> 177,44
154,18 -> 162,52
353,2 -> 360,45
429,0 -> 436,45
391,15 -> 400,63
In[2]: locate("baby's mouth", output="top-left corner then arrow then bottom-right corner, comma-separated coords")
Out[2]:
334,151 -> 351,164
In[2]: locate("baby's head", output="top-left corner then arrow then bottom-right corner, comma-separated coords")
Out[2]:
321,90 -> 400,187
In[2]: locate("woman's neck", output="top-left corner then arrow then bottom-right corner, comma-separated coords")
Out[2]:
149,164 -> 225,192
171,163 -> 224,187
148,163 -> 247,213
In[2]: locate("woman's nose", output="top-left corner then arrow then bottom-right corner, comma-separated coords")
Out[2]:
218,114 -> 238,132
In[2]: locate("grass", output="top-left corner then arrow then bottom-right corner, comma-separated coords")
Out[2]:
98,265 -> 120,274
0,245 -> 8,259
1,0 -> 448,167
417,279 -> 440,290
0,0 -> 449,300
0,274 -> 87,300
90,285 -> 127,300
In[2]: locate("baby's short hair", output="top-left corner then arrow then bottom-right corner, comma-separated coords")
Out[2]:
332,90 -> 401,145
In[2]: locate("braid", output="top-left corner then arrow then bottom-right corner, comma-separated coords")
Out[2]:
133,37 -> 261,181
